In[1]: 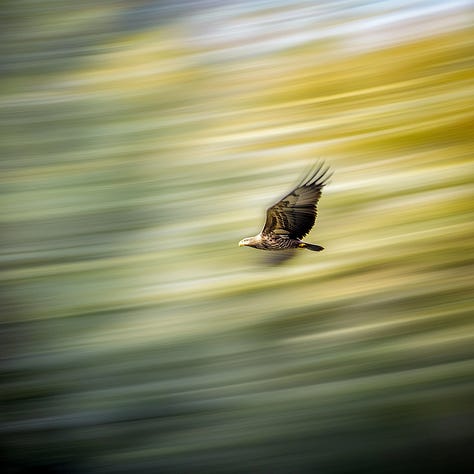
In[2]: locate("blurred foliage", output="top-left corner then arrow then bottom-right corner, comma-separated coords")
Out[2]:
1,1 -> 473,473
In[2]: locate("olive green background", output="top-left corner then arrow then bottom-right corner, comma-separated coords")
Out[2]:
1,2 -> 473,473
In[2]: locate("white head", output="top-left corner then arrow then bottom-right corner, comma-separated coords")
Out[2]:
238,235 -> 261,247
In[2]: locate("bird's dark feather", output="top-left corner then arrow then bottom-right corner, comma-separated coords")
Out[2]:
262,162 -> 332,240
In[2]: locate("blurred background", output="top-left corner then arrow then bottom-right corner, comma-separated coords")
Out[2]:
1,1 -> 473,472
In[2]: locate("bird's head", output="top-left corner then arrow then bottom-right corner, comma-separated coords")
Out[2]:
238,235 -> 261,248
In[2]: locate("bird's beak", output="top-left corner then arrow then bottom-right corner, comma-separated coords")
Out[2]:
238,240 -> 245,247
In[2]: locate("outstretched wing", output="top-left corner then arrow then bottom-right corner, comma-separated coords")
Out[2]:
262,162 -> 332,239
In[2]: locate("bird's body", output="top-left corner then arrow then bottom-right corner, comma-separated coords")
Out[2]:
239,163 -> 331,254
239,234 -> 323,251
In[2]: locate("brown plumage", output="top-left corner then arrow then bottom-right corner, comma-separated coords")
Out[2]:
239,162 -> 331,253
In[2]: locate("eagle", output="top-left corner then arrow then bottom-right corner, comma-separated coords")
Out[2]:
239,162 -> 331,253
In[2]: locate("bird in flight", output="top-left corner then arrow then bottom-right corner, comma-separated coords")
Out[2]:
239,162 -> 331,254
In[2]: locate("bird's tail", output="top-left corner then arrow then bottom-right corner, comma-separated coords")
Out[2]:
300,242 -> 324,251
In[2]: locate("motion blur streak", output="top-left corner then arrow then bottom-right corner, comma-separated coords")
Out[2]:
1,1 -> 473,473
